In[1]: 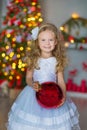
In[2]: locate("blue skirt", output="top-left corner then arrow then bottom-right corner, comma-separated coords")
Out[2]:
7,85 -> 80,130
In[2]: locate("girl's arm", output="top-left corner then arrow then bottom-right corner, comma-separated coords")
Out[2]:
26,68 -> 40,92
57,71 -> 66,102
26,68 -> 33,87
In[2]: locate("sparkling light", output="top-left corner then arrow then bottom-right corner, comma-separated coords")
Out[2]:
20,47 -> 24,51
10,52 -> 14,58
21,68 -> 25,71
70,39 -> 74,43
65,42 -> 69,47
12,38 -> 16,42
38,18 -> 43,22
4,72 -> 8,76
5,56 -> 9,60
12,63 -> 16,69
9,76 -> 13,80
6,45 -> 9,50
2,64 -> 6,67
32,2 -> 36,6
20,24 -> 24,28
72,13 -> 79,19
60,26 -> 64,31
23,8 -> 27,12
2,53 -> 6,57
17,54 -> 21,58
16,75 -> 20,79
6,34 -> 11,38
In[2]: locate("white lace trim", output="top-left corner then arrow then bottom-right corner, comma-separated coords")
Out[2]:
7,121 -> 80,130
8,102 -> 79,126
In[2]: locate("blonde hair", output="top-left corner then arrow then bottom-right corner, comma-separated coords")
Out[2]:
26,23 -> 68,72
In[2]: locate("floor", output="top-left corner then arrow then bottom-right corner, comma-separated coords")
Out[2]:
0,92 -> 87,130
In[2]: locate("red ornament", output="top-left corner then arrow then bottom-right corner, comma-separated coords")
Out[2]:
18,0 -> 23,2
80,80 -> 87,93
30,6 -> 36,12
82,62 -> 87,71
32,0 -> 37,2
3,20 -> 7,25
79,46 -> 83,50
11,17 -> 16,24
1,30 -> 6,36
36,82 -> 63,109
68,36 -> 74,42
84,38 -> 87,43
69,69 -> 78,77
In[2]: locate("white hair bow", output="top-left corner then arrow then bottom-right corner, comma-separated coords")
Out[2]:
31,27 -> 39,40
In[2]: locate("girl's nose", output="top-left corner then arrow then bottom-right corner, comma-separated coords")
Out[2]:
46,40 -> 50,44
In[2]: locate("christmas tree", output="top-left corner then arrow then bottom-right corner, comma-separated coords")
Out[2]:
0,0 -> 43,89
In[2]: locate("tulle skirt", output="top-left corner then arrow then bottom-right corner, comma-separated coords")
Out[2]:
7,85 -> 80,130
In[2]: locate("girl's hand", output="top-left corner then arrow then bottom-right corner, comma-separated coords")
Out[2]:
61,95 -> 66,104
58,93 -> 66,107
32,81 -> 41,92
62,92 -> 66,102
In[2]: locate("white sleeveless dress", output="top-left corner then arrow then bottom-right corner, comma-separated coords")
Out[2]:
7,57 -> 80,130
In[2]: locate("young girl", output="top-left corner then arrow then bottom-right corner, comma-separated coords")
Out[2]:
7,23 -> 80,130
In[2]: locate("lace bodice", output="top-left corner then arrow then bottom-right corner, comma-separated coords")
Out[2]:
33,57 -> 57,84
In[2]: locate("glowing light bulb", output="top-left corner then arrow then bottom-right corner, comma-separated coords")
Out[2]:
5,56 -> 9,60
4,72 -> 8,76
17,54 -> 21,58
12,63 -> 16,69
60,26 -> 64,31
6,45 -> 9,50
20,47 -> 24,51
15,0 -> 18,3
64,42 -> 69,47
27,18 -> 31,21
23,8 -> 27,12
12,37 -> 16,42
16,75 -> 20,80
71,39 -> 74,43
2,53 -> 5,57
9,76 -> 13,80
12,43 -> 16,48
2,64 -> 6,67
10,52 -> 14,58
7,33 -> 11,38
38,18 -> 43,22
37,13 -> 41,16
32,2 -> 36,6
27,41 -> 31,45
72,13 -> 79,19
11,71 -> 14,75
18,60 -> 22,68
27,47 -> 31,51
20,24 -> 24,28
21,68 -> 25,71
31,17 -> 35,21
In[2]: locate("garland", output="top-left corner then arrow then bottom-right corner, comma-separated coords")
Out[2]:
60,17 -> 87,49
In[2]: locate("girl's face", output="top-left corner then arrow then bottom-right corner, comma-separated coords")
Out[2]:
38,30 -> 57,56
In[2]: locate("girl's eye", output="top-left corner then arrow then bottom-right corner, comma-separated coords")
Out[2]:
41,39 -> 54,41
40,39 -> 55,42
50,39 -> 54,41
42,39 -> 45,41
